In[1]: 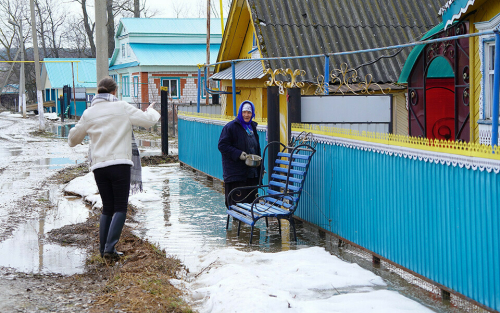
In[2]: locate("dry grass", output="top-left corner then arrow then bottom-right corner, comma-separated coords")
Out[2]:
44,159 -> 193,313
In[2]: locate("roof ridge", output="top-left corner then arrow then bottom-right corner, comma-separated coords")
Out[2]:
257,22 -> 437,29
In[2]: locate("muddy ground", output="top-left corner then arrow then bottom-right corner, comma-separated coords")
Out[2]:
0,136 -> 191,312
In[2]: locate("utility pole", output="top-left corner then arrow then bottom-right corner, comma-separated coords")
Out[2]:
19,20 -> 25,117
95,0 -> 109,82
30,0 -> 44,130
206,0 -> 210,106
9,19 -> 25,117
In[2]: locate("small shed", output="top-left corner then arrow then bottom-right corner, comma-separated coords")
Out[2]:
41,58 -> 98,117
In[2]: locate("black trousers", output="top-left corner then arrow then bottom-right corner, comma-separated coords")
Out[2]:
93,164 -> 131,216
224,177 -> 260,208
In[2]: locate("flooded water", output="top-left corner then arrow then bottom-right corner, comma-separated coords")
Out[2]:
46,124 -> 78,139
46,123 -> 177,154
130,165 -> 480,313
0,186 -> 89,275
132,165 -> 311,268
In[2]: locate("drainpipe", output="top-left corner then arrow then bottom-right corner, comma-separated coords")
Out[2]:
492,27 -> 500,149
324,55 -> 330,95
197,66 -> 201,113
231,61 -> 236,116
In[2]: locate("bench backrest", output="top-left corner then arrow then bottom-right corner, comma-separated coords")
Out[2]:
264,143 -> 316,213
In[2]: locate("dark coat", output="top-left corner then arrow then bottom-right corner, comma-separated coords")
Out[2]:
218,118 -> 261,183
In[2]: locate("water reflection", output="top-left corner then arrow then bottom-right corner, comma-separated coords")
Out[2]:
38,157 -> 85,170
0,188 -> 90,275
132,165 -> 310,269
46,124 -> 80,140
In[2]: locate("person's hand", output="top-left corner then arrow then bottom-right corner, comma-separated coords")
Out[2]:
148,102 -> 156,110
239,152 -> 247,160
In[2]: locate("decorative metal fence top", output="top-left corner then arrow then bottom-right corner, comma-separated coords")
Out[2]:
263,63 -> 397,96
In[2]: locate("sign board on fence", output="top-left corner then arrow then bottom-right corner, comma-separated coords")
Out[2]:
301,95 -> 391,123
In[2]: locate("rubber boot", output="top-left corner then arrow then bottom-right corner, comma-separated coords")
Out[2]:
99,214 -> 113,257
103,212 -> 126,259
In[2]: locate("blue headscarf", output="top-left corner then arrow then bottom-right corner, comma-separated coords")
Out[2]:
237,100 -> 255,133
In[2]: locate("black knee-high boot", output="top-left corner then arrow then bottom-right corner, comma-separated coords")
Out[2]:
99,214 -> 113,257
103,212 -> 126,258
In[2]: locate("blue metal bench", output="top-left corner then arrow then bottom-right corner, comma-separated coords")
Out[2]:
226,138 -> 316,244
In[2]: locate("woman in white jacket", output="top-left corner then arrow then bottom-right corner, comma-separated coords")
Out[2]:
68,77 -> 160,259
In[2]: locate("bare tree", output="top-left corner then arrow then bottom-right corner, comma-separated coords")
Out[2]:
62,16 -> 92,58
70,0 -> 96,57
32,0 -> 65,58
172,2 -> 185,18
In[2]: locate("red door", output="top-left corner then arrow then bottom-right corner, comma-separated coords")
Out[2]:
425,78 -> 455,141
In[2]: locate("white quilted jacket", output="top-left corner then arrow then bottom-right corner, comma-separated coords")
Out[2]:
68,100 -> 160,171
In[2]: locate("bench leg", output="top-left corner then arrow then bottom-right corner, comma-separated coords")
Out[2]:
226,215 -> 230,229
277,218 -> 281,236
237,220 -> 242,236
290,218 -> 297,242
265,217 -> 269,228
250,226 -> 254,244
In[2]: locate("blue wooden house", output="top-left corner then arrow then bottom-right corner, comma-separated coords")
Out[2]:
108,18 -> 223,109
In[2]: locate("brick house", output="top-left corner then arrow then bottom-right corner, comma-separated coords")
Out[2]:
108,18 -> 223,109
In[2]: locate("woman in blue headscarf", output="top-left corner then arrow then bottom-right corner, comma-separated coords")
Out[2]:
218,100 -> 262,207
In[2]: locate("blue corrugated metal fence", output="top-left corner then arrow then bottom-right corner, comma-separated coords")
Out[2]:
179,116 -> 500,312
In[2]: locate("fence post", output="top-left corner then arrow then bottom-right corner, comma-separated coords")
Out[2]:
267,86 -> 280,190
161,86 -> 169,155
197,66 -> 202,113
287,87 -> 301,143
59,96 -> 64,123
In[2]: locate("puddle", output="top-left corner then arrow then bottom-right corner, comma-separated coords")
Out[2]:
38,157 -> 85,170
0,186 -> 90,275
132,165 -> 312,269
0,146 -> 22,158
46,124 -> 78,139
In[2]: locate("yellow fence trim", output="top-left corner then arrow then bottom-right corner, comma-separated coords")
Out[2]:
291,123 -> 500,160
178,111 -> 268,125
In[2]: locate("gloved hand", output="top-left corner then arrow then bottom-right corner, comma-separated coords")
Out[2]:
239,152 -> 248,160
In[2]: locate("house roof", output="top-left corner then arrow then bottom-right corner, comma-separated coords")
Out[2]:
116,18 -> 225,37
438,0 -> 488,29
247,0 -> 444,84
43,58 -> 98,89
211,60 -> 265,80
111,43 -> 220,69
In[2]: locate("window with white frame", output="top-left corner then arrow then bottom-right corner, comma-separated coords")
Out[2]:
476,12 -> 500,120
133,76 -> 139,97
161,78 -> 180,99
122,76 -> 130,97
484,40 -> 497,119
121,44 -> 125,58
127,43 -> 131,57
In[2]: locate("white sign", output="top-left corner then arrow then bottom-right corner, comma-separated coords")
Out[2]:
301,95 -> 392,123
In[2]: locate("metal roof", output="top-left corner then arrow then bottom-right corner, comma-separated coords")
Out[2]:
118,18 -> 225,37
439,0 -> 480,29
129,43 -> 220,66
211,60 -> 265,80
43,58 -> 98,88
248,0 -> 444,83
